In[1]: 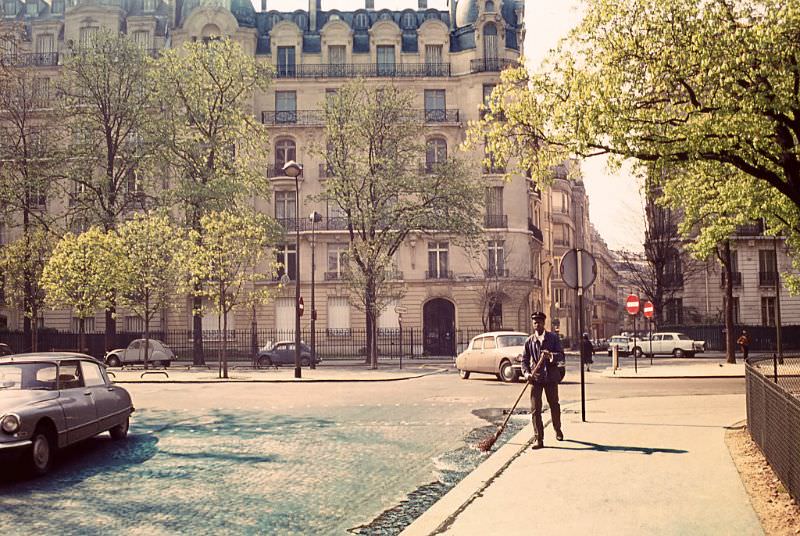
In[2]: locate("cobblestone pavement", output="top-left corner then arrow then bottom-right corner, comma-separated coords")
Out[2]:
0,374 -> 528,535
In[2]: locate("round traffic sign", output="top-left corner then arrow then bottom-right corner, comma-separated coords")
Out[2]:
643,301 -> 654,319
625,294 -> 640,315
559,249 -> 597,290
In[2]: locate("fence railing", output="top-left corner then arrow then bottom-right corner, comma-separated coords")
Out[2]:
0,327 -> 498,361
658,324 -> 800,352
746,354 -> 800,504
275,63 -> 451,79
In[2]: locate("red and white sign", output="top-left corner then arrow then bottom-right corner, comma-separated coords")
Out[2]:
625,294 -> 640,315
643,301 -> 654,319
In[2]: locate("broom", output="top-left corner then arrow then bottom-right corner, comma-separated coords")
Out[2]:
477,350 -> 550,452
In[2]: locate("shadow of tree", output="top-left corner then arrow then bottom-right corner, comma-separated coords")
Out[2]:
548,439 -> 687,455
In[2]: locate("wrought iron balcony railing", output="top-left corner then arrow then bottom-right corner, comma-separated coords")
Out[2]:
275,62 -> 451,79
720,272 -> 742,287
324,271 -> 342,281
528,219 -> 544,242
262,108 -> 460,126
276,216 -> 350,232
484,268 -> 509,278
484,214 -> 508,228
470,58 -> 519,73
1,52 -> 59,67
759,271 -> 777,286
425,270 -> 453,280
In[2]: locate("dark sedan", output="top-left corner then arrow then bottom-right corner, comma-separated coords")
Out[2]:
257,341 -> 320,368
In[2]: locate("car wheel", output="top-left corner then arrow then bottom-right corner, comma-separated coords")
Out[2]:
107,355 -> 121,368
29,426 -> 55,476
458,369 -> 470,380
109,416 -> 129,440
257,355 -> 272,368
673,348 -> 685,358
499,360 -> 516,383
300,357 -> 310,367
160,361 -> 170,368
633,347 -> 643,358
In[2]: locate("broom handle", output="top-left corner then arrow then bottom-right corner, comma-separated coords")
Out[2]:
496,353 -> 548,433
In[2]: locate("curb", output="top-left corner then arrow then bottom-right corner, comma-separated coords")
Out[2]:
111,368 -> 449,384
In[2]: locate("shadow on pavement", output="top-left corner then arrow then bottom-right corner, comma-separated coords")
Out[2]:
546,439 -> 688,455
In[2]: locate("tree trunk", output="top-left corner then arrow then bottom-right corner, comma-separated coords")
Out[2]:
79,318 -> 86,354
192,292 -> 205,366
721,241 -> 736,364
105,305 -> 116,354
31,303 -> 38,352
222,305 -> 229,380
23,314 -> 32,353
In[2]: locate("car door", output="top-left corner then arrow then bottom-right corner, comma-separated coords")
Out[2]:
81,360 -> 127,433
662,334 -> 677,353
649,334 -> 662,354
57,360 -> 97,443
478,336 -> 497,373
124,340 -> 141,364
276,343 -> 292,364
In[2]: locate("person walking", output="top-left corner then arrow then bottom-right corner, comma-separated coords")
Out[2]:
737,329 -> 751,360
522,312 -> 566,449
581,333 -> 594,372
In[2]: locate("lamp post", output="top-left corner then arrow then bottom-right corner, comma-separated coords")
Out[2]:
309,211 -> 322,369
283,160 -> 303,379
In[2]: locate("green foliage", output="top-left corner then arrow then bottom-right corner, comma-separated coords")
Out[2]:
41,227 -> 116,319
0,228 -> 53,318
475,0 -> 800,285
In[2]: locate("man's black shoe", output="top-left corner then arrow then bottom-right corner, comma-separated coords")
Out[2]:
531,441 -> 544,450
556,431 -> 564,441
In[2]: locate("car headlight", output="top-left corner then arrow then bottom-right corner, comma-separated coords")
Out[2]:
1,414 -> 20,434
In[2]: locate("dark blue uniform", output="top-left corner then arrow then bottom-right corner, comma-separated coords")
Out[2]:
522,330 -> 565,447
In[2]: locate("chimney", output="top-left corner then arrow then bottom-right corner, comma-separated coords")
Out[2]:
365,0 -> 374,10
261,0 -> 266,12
449,0 -> 456,30
309,0 -> 319,31
419,0 -> 427,8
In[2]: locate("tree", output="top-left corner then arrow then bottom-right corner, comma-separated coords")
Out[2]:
322,81 -> 484,368
41,228 -> 116,353
57,29 -> 159,351
149,38 -> 273,366
474,0 -> 800,277
112,213 -> 185,369
0,229 -> 53,351
181,210 -> 280,379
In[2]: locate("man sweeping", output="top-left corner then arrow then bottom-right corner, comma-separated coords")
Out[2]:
522,312 -> 566,449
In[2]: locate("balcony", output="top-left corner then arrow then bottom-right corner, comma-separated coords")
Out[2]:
528,219 -> 544,242
482,163 -> 506,174
735,221 -> 765,236
484,268 -> 509,278
759,271 -> 778,286
720,272 -> 742,287
663,273 -> 684,288
553,238 -> 570,247
324,271 -> 342,281
425,270 -> 453,280
384,270 -> 404,281
267,165 -> 289,178
484,214 -> 508,228
420,108 -> 460,124
261,110 -> 325,126
470,58 -> 519,73
277,216 -> 350,232
1,52 -> 59,67
274,62 -> 451,79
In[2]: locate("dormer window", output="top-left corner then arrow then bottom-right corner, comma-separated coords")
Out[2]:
3,0 -> 16,17
143,0 -> 156,12
26,0 -> 37,16
353,12 -> 368,29
485,1 -> 495,12
51,0 -> 63,13
401,12 -> 415,30
294,13 -> 307,30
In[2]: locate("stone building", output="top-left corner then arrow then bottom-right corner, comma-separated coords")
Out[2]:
0,0 -> 616,354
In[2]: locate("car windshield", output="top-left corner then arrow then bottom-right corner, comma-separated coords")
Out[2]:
677,334 -> 693,341
611,337 -> 628,343
497,335 -> 527,348
0,362 -> 58,390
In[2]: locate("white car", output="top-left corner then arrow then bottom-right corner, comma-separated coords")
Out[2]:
607,336 -> 633,356
105,339 -> 175,368
455,331 -> 528,383
635,332 -> 705,358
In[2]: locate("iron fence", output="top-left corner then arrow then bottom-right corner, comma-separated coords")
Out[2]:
658,324 -> 800,352
746,354 -> 800,504
0,327 -> 498,362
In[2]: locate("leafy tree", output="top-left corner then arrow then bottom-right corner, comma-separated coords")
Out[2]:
474,0 -> 800,280
41,228 -> 116,353
0,229 -> 53,351
112,213 -> 185,369
321,81 -> 484,368
149,38 -> 273,366
181,210 -> 280,379
57,29 -> 158,350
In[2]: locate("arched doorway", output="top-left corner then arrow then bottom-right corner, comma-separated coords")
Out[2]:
423,298 -> 456,356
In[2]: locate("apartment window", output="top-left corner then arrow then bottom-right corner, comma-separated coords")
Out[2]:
488,302 -> 502,330
425,138 -> 447,172
761,297 -> 776,327
665,298 -> 683,324
354,11 -> 368,29
294,13 -> 307,30
143,0 -> 156,11
759,249 -> 777,286
274,139 -> 296,171
425,44 -> 443,75
724,297 -> 740,324
132,30 -> 151,49
327,296 -> 351,334
35,33 -> 54,55
276,244 -> 297,281
327,200 -> 346,220
557,192 -> 569,213
51,0 -> 63,13
483,142 -> 504,173
79,27 -> 98,48
379,299 -> 400,332
326,243 -> 348,280
483,23 -> 498,60
485,186 -> 503,215
274,190 -> 296,220
3,0 -> 17,16
32,77 -> 49,107
328,45 -> 345,64
274,297 -> 294,333
275,91 -> 297,123
487,240 -> 505,276
427,241 -> 449,279
482,83 -> 496,112
124,315 -> 144,332
424,89 -> 446,122
554,288 -> 565,308
26,0 -> 37,16
377,45 -> 395,76
277,46 -> 296,77
71,317 -> 95,332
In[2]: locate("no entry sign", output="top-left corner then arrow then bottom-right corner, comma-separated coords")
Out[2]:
643,301 -> 654,319
625,294 -> 640,315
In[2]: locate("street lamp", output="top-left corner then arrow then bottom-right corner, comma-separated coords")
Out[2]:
282,160 -> 303,379
309,211 -> 322,369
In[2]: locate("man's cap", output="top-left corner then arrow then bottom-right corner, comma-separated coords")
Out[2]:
531,311 -> 546,321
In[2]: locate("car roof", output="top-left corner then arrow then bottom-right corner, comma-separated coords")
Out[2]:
273,340 -> 308,345
471,331 -> 528,340
131,339 -> 165,344
0,352 -> 100,364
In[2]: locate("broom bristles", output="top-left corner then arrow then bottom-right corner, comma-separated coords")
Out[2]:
478,428 -> 502,452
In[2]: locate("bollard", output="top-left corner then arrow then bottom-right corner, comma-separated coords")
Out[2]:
773,353 -> 778,384
612,346 -> 618,374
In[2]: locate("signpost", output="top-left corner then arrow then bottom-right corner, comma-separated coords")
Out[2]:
626,294 -> 640,373
560,248 -> 597,422
643,301 -> 654,365
395,305 -> 408,370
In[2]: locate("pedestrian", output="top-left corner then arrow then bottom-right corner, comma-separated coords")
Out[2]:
522,311 -> 566,449
581,333 -> 594,371
737,329 -> 751,360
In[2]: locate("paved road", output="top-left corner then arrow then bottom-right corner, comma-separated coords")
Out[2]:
0,365 -> 745,535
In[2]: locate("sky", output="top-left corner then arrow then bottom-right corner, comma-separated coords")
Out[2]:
259,0 -> 646,252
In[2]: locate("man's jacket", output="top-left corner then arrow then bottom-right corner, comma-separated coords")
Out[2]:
522,331 -> 565,384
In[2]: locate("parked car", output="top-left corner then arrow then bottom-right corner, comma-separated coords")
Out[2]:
105,339 -> 175,368
607,335 -> 633,356
0,353 -> 134,475
455,331 -> 529,383
634,332 -> 706,358
591,339 -> 609,352
0,343 -> 12,357
257,341 -> 318,368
